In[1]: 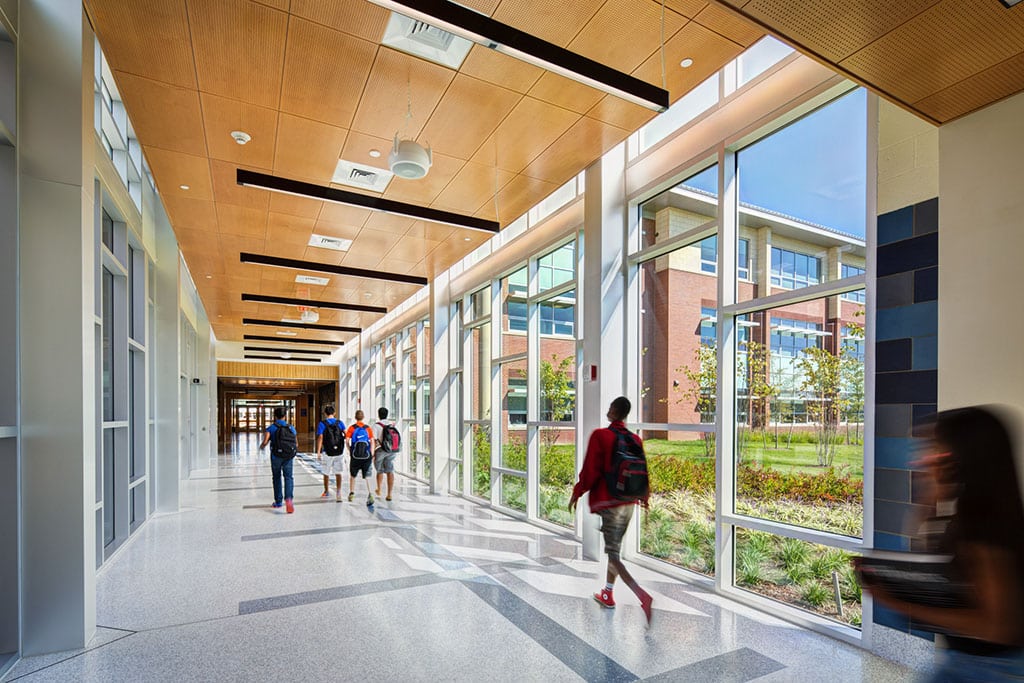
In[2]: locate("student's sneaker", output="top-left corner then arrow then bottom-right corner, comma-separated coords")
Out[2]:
285,498 -> 294,514
320,491 -> 330,498
336,492 -> 342,502
366,493 -> 374,506
348,492 -> 355,502
375,489 -> 382,497
638,589 -> 654,626
271,501 -> 284,509
385,496 -> 392,502
593,589 -> 615,609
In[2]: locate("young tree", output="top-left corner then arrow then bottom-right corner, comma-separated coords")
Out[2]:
674,342 -> 718,458
538,354 -> 575,456
796,347 -> 846,467
741,340 -> 779,452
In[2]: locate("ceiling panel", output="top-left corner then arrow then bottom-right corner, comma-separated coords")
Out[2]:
200,93 -> 279,168
288,0 -> 391,42
280,18 -> 378,129
87,0 -> 197,88
419,75 -> 522,160
431,162 -> 516,215
273,113 -> 349,182
914,50 -> 1024,122
210,160 -> 272,211
523,117 -> 631,185
187,0 -> 289,108
459,45 -> 544,93
527,72 -> 605,115
145,148 -> 215,201
113,72 -> 207,156
268,192 -> 324,219
665,0 -> 712,17
469,97 -> 579,173
383,152 -> 466,206
474,173 -> 560,225
161,196 -> 220,230
216,204 -> 269,238
693,2 -> 763,46
568,0 -> 687,73
490,0 -> 602,46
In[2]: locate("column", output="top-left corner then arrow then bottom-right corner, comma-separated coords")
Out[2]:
580,143 -> 628,560
19,0 -> 95,654
429,272 -> 451,494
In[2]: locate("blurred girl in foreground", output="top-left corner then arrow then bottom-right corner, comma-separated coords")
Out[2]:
860,406 -> 1024,681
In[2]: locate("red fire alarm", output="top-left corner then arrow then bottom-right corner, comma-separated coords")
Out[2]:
587,364 -> 598,382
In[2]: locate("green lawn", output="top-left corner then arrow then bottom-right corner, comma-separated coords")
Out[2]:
643,439 -> 863,479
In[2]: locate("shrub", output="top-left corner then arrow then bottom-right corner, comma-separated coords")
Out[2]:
839,563 -> 862,602
540,445 -> 576,486
780,538 -> 810,571
647,455 -> 715,494
737,465 -> 862,505
747,531 -> 774,557
736,547 -> 766,586
800,581 -> 830,607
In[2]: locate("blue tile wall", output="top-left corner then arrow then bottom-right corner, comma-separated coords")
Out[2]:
873,197 -> 939,638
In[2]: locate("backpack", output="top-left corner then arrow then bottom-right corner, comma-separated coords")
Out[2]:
322,421 -> 344,456
272,424 -> 298,460
377,422 -> 401,453
350,424 -> 371,460
603,427 -> 649,502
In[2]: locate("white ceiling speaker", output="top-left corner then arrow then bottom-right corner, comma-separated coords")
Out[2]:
299,308 -> 319,323
388,134 -> 432,180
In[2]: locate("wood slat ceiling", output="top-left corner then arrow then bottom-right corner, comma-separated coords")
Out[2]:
85,0 -> 761,344
715,0 -> 1024,124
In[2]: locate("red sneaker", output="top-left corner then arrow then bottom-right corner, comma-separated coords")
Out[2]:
320,491 -> 329,498
638,589 -> 653,626
285,498 -> 294,514
593,589 -> 615,608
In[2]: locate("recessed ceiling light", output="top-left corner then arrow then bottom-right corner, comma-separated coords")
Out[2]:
296,274 -> 330,286
276,330 -> 298,336
231,130 -> 252,145
217,315 -> 222,318
280,317 -> 304,324
205,274 -> 212,279
281,353 -> 291,359
463,237 -> 471,241
368,149 -> 382,158
364,292 -> 373,298
180,184 -> 190,190
680,58 -> 694,68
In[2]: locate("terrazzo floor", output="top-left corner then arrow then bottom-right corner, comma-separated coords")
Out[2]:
3,436 -> 920,682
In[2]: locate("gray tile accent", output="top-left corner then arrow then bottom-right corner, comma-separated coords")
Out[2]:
875,404 -> 912,438
237,573 -> 450,615
876,272 -> 914,309
875,468 -> 911,503
641,648 -> 785,682
462,580 -> 638,683
240,523 -> 382,542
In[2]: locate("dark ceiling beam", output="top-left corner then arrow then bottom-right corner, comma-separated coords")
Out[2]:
241,292 -> 387,315
244,335 -> 344,346
242,318 -> 361,333
239,251 -> 428,286
243,346 -> 332,356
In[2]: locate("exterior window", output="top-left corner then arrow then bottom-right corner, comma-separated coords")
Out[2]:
539,300 -> 574,336
506,378 -> 527,425
700,307 -> 717,346
698,236 -> 749,278
770,247 -> 820,290
506,301 -> 527,332
841,264 -> 866,303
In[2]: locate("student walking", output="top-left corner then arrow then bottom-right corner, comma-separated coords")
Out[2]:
316,406 -> 347,502
569,396 -> 653,624
346,410 -> 375,506
260,406 -> 298,514
374,407 -> 401,502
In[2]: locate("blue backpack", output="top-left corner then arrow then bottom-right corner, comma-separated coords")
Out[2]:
350,424 -> 371,460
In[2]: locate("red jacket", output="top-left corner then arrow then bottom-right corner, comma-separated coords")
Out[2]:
571,421 -> 648,512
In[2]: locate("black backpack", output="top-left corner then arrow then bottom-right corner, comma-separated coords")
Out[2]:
272,424 -> 298,460
377,422 -> 401,453
322,421 -> 345,456
604,427 -> 649,502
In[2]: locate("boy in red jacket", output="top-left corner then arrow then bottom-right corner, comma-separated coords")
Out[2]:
569,396 -> 653,625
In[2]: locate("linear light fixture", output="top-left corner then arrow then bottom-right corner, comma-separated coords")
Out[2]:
241,293 -> 387,315
244,335 -> 344,346
237,169 -> 500,233
245,354 -> 323,363
242,318 -> 361,333
366,0 -> 670,112
1000,0 -> 1022,7
240,251 -> 428,286
243,346 -> 333,356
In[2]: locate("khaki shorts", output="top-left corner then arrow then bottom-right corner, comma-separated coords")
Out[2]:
322,454 -> 346,477
598,504 -> 635,559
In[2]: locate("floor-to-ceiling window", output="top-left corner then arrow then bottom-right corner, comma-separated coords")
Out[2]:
463,288 -> 492,499
630,86 -> 870,630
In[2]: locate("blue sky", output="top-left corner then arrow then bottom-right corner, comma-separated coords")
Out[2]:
684,88 -> 868,238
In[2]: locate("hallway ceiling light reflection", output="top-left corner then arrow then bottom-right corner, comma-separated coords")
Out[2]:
244,335 -> 343,347
242,293 -> 387,315
242,318 -> 361,333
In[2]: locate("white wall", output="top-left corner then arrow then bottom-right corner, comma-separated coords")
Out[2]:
938,91 -> 1024,454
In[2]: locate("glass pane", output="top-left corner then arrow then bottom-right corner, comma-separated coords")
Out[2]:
452,459 -> 464,493
639,430 -> 716,576
102,268 -> 115,421
468,323 -> 491,420
102,209 -> 114,252
500,474 -> 526,513
735,89 -> 866,303
736,37 -> 795,88
734,292 -> 866,538
128,246 -> 136,340
537,241 -> 576,293
539,292 -> 576,338
469,287 -> 491,321
639,74 -> 719,153
421,320 -> 431,378
639,165 -> 717,251
129,353 -> 136,478
500,360 -> 527,470
638,255 -> 718,426
103,429 -> 115,547
470,423 -> 491,498
406,326 -> 418,378
502,267 -> 528,354
539,427 -> 575,528
734,527 -> 861,628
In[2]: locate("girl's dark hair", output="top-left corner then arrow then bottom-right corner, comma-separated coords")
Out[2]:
933,406 -> 1024,549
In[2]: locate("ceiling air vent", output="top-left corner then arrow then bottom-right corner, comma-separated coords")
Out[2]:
308,233 -> 353,252
332,159 -> 393,192
382,12 -> 473,69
